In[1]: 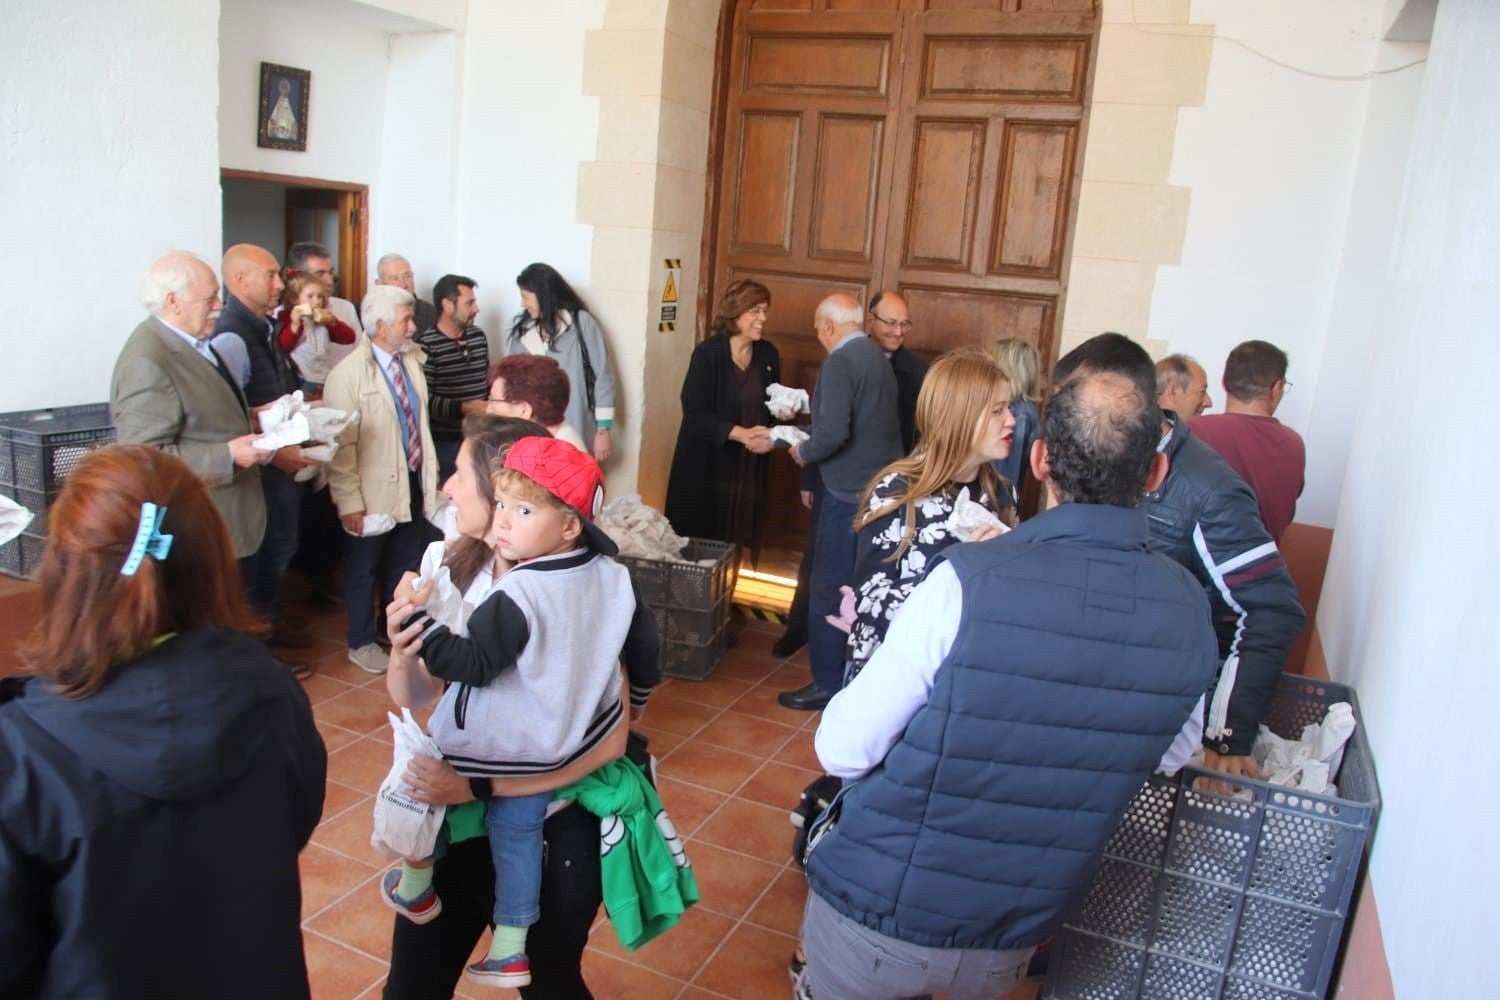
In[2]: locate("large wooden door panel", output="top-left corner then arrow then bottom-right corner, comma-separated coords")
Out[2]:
707,0 -> 1099,548
991,119 -> 1079,277
902,118 -> 987,271
809,114 -> 885,263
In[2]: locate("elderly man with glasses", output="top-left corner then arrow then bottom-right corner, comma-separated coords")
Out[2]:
866,291 -> 927,453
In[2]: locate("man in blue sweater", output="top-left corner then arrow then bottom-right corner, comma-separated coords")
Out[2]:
800,370 -> 1218,1000
779,294 -> 903,711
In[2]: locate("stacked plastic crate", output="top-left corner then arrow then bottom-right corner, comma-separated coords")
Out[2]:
0,405 -> 116,578
617,539 -> 740,679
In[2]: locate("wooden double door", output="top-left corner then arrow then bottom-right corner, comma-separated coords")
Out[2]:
705,0 -> 1099,547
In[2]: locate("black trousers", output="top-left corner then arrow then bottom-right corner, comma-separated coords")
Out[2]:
383,801 -> 603,1000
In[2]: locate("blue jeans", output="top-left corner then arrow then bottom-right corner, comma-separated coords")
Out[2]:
485,792 -> 550,929
808,489 -> 859,694
344,472 -> 436,647
245,465 -> 307,618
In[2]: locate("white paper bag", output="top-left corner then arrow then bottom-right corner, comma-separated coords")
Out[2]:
370,708 -> 448,861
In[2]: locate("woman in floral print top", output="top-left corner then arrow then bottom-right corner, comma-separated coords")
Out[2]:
844,349 -> 1021,683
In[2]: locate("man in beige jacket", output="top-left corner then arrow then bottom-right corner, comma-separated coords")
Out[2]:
323,285 -> 441,674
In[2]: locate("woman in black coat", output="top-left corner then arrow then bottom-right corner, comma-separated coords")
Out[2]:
664,279 -> 780,562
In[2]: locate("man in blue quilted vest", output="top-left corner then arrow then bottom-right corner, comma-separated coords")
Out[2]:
800,370 -> 1219,1000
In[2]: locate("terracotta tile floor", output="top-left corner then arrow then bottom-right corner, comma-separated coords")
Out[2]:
290,599 -> 1040,1000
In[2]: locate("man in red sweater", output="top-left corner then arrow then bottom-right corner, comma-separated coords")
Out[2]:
1192,340 -> 1305,540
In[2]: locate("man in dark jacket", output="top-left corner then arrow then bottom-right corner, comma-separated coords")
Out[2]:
1054,332 -> 1306,783
801,371 -> 1217,999
780,294 -> 903,711
866,290 -> 928,453
212,244 -> 317,642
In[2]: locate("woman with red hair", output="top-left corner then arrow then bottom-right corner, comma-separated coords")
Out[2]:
0,445 -> 325,997
485,354 -> 589,452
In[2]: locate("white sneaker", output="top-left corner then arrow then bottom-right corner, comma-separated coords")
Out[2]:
348,643 -> 388,675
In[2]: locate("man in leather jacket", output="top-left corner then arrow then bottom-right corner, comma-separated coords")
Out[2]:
1054,333 -> 1305,782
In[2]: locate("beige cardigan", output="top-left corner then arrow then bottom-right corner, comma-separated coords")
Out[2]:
323,336 -> 442,522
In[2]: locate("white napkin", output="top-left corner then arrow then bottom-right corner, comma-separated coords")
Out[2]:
253,412 -> 311,451
766,383 -> 810,420
256,391 -> 305,434
255,391 -> 357,447
0,494 -> 34,546
1252,702 -> 1356,795
770,425 -> 810,449
410,562 -> 475,636
294,443 -> 338,483
349,513 -> 396,537
426,501 -> 460,542
305,405 -> 358,441
597,494 -> 689,561
947,487 -> 1009,541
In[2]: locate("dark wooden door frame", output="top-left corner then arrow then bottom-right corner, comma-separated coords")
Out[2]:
220,167 -> 370,306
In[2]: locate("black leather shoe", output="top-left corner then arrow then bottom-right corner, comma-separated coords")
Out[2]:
778,682 -> 832,711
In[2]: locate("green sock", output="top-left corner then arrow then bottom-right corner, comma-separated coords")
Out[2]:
395,863 -> 433,902
488,923 -> 529,961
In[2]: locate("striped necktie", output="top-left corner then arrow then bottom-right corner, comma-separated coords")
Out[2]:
387,358 -> 423,472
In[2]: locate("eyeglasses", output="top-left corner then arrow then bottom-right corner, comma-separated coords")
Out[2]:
871,313 -> 913,333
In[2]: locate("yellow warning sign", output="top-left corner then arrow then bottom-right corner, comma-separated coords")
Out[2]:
661,271 -> 678,304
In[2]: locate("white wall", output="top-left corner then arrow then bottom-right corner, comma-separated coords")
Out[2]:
1317,0 -> 1500,992
374,32 -> 464,300
1152,1 -> 1401,528
1304,44 -> 1427,528
450,3 -> 606,344
0,0 -> 223,412
219,0 -> 392,254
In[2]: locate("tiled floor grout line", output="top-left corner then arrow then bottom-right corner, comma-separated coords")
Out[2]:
301,925 -> 388,995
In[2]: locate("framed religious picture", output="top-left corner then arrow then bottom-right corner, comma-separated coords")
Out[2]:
257,62 -> 310,152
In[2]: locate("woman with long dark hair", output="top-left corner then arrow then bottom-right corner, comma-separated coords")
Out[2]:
663,278 -> 780,560
0,445 -> 325,997
504,263 -> 616,464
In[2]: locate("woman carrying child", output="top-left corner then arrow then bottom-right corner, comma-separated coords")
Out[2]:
278,272 -> 357,395
382,416 -> 633,999
381,424 -> 659,990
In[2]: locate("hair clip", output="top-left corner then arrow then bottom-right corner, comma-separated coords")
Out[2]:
121,503 -> 174,576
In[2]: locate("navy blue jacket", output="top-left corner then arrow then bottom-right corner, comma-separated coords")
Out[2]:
806,503 -> 1218,950
1145,414 -> 1305,754
215,291 -> 301,406
0,628 -> 326,998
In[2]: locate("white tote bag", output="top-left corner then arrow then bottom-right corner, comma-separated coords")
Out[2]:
370,708 -> 447,861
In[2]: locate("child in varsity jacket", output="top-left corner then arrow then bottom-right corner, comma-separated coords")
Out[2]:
380,435 -> 659,990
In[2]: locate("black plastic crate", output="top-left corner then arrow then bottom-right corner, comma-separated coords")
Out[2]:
0,530 -> 47,580
1044,674 -> 1379,1000
619,539 -> 739,614
0,404 -> 115,493
660,623 -> 730,681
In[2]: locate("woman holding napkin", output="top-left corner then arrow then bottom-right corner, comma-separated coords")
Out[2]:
664,278 -> 781,563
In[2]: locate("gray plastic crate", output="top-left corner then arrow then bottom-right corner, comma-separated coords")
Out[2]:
0,404 -> 115,493
1044,673 -> 1379,1000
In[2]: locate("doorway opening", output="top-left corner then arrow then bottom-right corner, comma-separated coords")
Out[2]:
220,168 -> 369,306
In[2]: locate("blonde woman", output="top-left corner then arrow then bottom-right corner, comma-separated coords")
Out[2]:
992,337 -> 1042,496
844,348 -> 1019,682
